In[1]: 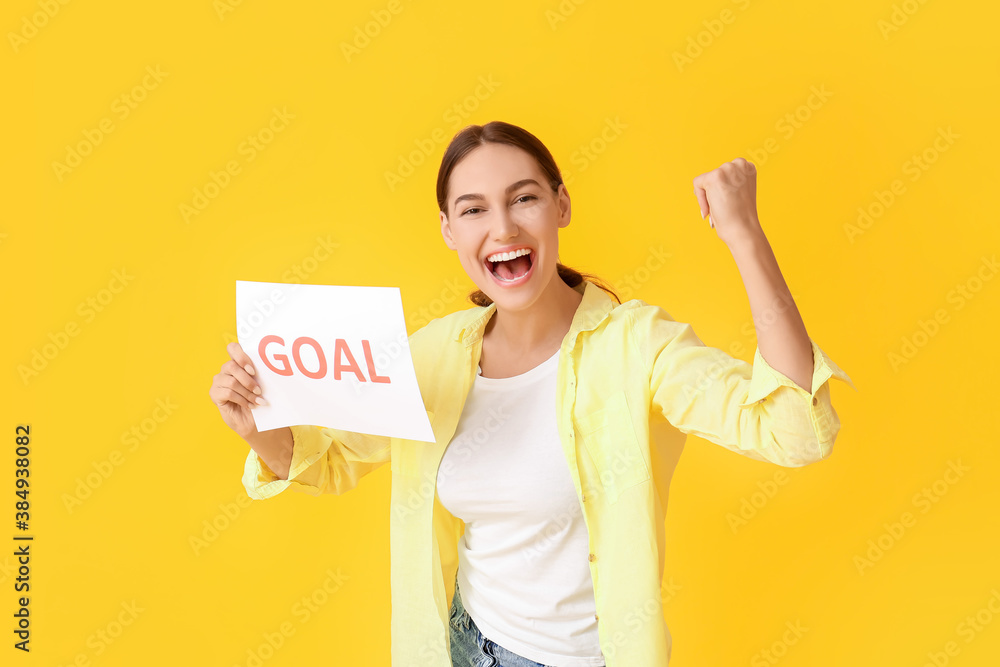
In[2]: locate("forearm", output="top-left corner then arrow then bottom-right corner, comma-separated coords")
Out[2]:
245,427 -> 293,480
727,227 -> 814,392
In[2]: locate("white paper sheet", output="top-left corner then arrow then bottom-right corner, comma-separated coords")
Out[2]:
235,280 -> 434,442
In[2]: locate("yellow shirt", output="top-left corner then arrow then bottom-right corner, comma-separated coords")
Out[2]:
242,279 -> 855,666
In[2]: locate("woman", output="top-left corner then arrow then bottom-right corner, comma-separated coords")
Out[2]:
210,121 -> 854,666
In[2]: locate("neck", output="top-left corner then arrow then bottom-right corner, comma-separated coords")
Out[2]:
484,275 -> 584,352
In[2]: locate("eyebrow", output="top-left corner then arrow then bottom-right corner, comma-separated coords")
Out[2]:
452,178 -> 542,209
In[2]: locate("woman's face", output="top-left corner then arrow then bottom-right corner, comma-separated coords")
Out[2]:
439,142 -> 571,312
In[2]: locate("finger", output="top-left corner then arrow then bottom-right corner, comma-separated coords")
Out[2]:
227,341 -> 257,377
223,359 -> 263,397
210,373 -> 250,408
222,373 -> 264,408
222,384 -> 258,411
693,186 -> 710,220
209,377 -> 255,411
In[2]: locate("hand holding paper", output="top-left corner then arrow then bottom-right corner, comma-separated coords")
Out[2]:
209,340 -> 266,442
234,280 -> 435,443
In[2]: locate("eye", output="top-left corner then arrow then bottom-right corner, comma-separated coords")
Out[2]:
460,207 -> 484,216
514,194 -> 537,204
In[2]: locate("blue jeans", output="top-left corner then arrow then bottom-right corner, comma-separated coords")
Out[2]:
449,574 -> 551,667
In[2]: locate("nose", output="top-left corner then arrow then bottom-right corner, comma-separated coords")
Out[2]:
491,206 -> 518,241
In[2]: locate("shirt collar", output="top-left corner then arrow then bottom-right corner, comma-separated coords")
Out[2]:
454,280 -> 618,348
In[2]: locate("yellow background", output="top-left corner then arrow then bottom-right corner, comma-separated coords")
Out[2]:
4,0 -> 999,664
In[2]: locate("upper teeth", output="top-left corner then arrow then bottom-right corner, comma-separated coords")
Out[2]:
487,248 -> 532,263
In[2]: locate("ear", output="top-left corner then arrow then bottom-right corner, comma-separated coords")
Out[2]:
556,183 -> 572,229
440,210 -> 456,250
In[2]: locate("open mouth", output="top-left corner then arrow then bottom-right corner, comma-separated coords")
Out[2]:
485,248 -> 534,283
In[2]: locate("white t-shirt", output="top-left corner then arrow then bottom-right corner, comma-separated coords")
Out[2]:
436,348 -> 605,666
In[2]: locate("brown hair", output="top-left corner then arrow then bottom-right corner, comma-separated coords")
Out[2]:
436,120 -> 621,307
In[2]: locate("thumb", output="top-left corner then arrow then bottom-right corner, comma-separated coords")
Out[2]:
694,186 -> 710,220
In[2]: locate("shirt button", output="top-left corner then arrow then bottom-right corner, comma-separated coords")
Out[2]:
595,613 -> 600,621
812,397 -> 818,405
758,398 -> 765,404
588,553 -> 596,562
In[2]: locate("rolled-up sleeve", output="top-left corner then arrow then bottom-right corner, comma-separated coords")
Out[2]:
630,304 -> 856,467
242,425 -> 390,499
